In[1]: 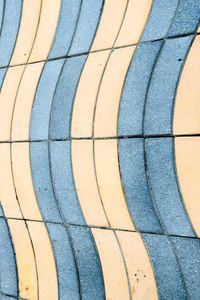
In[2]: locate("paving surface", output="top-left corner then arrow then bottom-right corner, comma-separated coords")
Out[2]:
0,0 -> 200,299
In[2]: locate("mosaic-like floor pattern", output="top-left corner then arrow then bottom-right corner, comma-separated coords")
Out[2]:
0,0 -> 200,299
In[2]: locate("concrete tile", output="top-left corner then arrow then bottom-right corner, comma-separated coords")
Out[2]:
145,138 -> 194,236
0,0 -> 22,68
118,138 -> 162,233
30,59 -> 64,140
0,219 -> 17,296
49,55 -> 87,140
71,140 -> 109,227
171,236 -> 200,300
168,0 -> 200,37
141,0 -> 178,42
175,137 -> 200,237
68,225 -> 105,300
47,223 -> 80,300
116,231 -> 158,300
144,36 -> 193,135
68,0 -> 103,55
92,228 -> 130,300
173,36 -> 200,135
48,0 -> 81,59
118,41 -> 162,136
50,141 -> 86,225
30,142 -> 62,222
142,233 -> 187,300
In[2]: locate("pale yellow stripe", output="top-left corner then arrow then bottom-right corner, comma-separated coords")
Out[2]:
0,65 -> 24,141
92,228 -> 130,300
8,220 -> 38,300
173,36 -> 200,134
10,0 -> 42,66
0,144 -> 22,218
116,231 -> 158,300
11,143 -> 42,220
71,140 -> 109,227
115,0 -> 153,47
94,139 -> 134,230
71,50 -> 110,137
28,0 -> 61,63
175,137 -> 200,236
27,221 -> 58,300
11,62 -> 44,141
94,46 -> 135,137
91,0 -> 127,51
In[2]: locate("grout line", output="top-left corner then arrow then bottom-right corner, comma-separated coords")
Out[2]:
1,215 -> 199,240
0,31 -> 199,71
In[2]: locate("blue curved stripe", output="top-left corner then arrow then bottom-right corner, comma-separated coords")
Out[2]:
118,138 -> 162,233
68,225 -> 105,300
145,138 -> 195,236
143,35 -> 193,135
142,233 -> 187,300
49,141 -> 86,225
48,0 -> 81,59
0,0 -> 22,68
47,223 -> 80,300
0,218 -> 17,297
49,55 -> 87,140
68,0 -> 103,55
30,59 -> 64,141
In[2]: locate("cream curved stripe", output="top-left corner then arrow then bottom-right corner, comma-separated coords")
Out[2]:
173,35 -> 200,134
10,0 -> 42,66
71,50 -> 110,137
11,143 -> 42,220
0,144 -> 22,218
116,231 -> 158,300
28,0 -> 61,63
175,137 -> 200,236
27,221 -> 58,300
8,220 -> 38,300
11,62 -> 44,141
71,140 -> 109,227
115,0 -> 153,47
0,65 -> 24,141
94,139 -> 134,230
94,46 -> 135,137
90,0 -> 127,51
92,228 -> 130,300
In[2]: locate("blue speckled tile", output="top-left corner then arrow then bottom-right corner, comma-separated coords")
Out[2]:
49,141 -> 85,225
49,55 -> 87,140
0,1 -> 4,32
30,142 -> 61,222
0,68 -> 7,88
48,0 -> 81,59
172,237 -> 200,300
145,138 -> 194,236
1,295 -> 18,300
142,233 -> 187,300
168,0 -> 200,37
0,0 -> 22,68
0,206 -> 4,217
47,223 -> 80,300
30,59 -> 64,140
68,226 -> 105,300
68,0 -> 103,55
0,219 -> 17,297
144,36 -> 193,135
118,138 -> 162,233
141,0 -> 178,42
118,41 -> 162,136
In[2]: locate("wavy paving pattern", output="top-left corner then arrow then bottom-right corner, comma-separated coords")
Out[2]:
0,1 -> 200,299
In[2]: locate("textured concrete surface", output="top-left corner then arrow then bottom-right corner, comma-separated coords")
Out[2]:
0,0 -> 200,299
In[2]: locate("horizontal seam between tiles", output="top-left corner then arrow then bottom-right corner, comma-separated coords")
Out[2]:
0,31 -> 199,70
1,133 -> 200,143
0,215 -> 199,240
